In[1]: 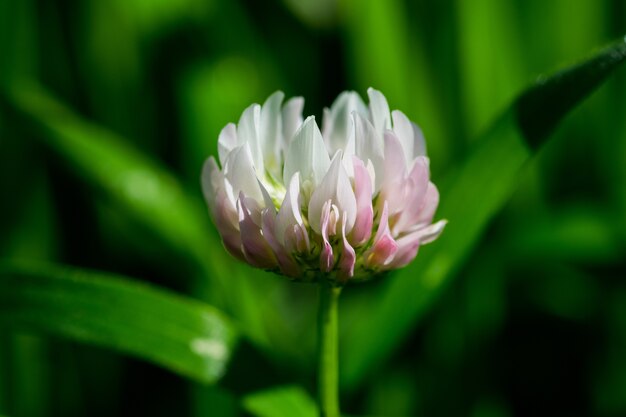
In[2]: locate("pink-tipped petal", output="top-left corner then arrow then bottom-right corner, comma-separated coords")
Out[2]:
349,157 -> 374,245
261,209 -> 301,277
237,194 -> 278,269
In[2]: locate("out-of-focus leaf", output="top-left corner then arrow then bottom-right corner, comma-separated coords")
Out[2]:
112,0 -> 213,36
0,260 -> 238,384
506,206 -> 621,263
0,82 -> 227,279
177,57 -> 263,183
341,37 -> 626,389
340,0 -> 450,170
456,0 -> 526,138
0,0 -> 37,84
242,386 -> 318,417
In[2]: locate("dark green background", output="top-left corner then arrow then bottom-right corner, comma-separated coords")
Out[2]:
1,0 -> 626,416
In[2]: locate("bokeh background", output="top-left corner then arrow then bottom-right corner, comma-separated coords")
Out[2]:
1,0 -> 626,416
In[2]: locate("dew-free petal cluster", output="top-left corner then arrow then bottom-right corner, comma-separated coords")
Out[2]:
202,88 -> 446,283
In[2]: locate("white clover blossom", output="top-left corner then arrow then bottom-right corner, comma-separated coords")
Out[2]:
201,88 -> 446,283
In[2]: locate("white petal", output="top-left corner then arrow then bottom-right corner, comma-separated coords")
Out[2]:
223,145 -> 263,202
237,104 -> 264,175
417,219 -> 447,244
338,210 -> 356,281
319,200 -> 334,272
392,110 -> 426,164
201,156 -> 220,208
275,173 -> 305,245
353,112 -> 384,192
367,87 -> 391,136
322,91 -> 366,155
283,116 -> 331,195
257,179 -> 276,212
217,123 -> 238,166
282,96 -> 304,147
260,91 -> 285,180
379,131 -> 407,215
308,151 -> 357,234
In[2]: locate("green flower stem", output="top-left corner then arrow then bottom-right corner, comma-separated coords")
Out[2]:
318,282 -> 342,417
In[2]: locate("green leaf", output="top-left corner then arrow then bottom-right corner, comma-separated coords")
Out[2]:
242,386 -> 318,417
0,82 -> 226,279
0,260 -> 238,384
341,37 -> 626,389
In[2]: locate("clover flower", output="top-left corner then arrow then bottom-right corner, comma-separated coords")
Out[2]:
202,88 -> 446,284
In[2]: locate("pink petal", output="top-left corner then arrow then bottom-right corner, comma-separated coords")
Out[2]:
349,156 -> 374,246
201,158 -> 244,261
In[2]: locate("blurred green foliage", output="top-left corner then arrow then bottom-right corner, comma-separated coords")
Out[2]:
1,1 -> 626,417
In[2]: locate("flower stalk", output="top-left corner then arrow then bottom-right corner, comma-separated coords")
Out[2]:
318,281 -> 342,417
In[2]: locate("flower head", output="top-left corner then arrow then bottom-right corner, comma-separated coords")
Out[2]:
202,88 -> 446,284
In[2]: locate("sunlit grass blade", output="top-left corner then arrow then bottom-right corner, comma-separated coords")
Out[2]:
242,386 -> 318,417
0,82 -> 226,279
0,260 -> 238,384
341,36 -> 626,389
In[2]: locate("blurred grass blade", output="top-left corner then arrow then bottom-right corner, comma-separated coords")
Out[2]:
341,37 -> 626,389
0,260 -> 238,384
242,386 -> 318,417
0,82 -> 226,278
0,82 -> 306,365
